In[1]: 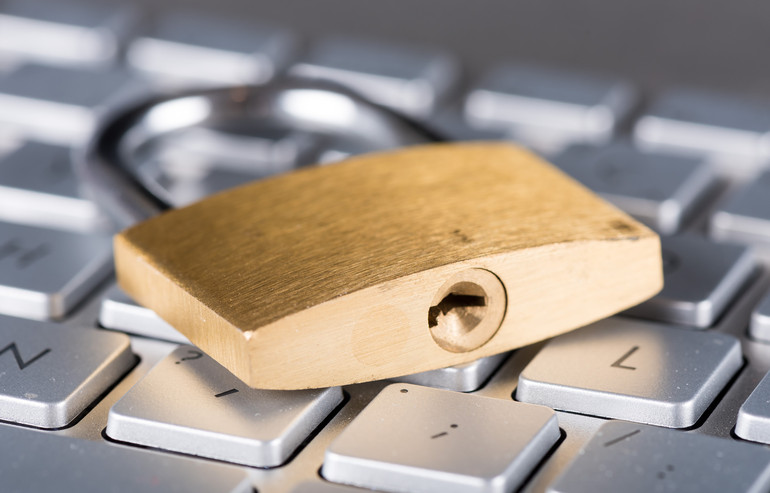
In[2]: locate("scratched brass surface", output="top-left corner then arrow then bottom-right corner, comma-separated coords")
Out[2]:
115,143 -> 662,389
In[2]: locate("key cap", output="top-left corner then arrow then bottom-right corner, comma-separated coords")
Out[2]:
711,170 -> 770,246
736,370 -> 770,443
291,37 -> 458,117
114,143 -> 663,389
99,285 -> 190,344
549,421 -> 770,493
0,425 -> 251,493
464,64 -> 635,153
106,345 -> 343,467
0,220 -> 113,320
323,383 -> 560,493
426,107 -> 509,142
517,317 -> 742,428
0,315 -> 134,428
750,291 -> 770,343
552,142 -> 716,234
394,352 -> 508,392
0,0 -> 136,68
633,88 -> 770,164
624,235 -> 754,327
0,142 -> 108,232
0,64 -> 139,145
127,11 -> 294,88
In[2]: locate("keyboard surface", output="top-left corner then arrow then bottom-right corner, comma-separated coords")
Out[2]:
3,2 -> 770,492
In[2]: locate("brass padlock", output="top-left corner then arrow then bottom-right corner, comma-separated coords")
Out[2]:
115,143 -> 662,389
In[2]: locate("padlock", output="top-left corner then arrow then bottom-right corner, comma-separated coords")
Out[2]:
115,143 -> 662,389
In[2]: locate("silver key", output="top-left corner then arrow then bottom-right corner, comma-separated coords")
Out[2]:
0,0 -> 136,68
517,318 -> 742,428
99,284 -> 190,344
0,315 -> 134,428
634,88 -> 770,164
394,352 -> 508,392
712,170 -> 770,246
0,142 -> 108,232
625,235 -> 755,327
291,37 -> 458,118
426,108 -> 509,142
0,220 -> 113,320
323,383 -> 560,493
750,291 -> 770,343
464,64 -> 635,152
0,425 -> 251,493
0,64 -> 138,145
737,370 -> 770,443
127,11 -> 294,88
549,421 -> 770,493
107,345 -> 343,467
553,142 -> 716,234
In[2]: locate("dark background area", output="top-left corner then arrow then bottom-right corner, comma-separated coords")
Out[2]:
135,0 -> 770,99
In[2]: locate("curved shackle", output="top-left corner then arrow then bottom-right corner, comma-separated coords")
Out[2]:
76,77 -> 443,229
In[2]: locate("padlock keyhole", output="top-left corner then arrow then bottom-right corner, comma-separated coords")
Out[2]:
428,291 -> 487,331
428,270 -> 506,353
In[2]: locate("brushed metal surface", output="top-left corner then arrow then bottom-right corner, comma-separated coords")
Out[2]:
115,143 -> 662,389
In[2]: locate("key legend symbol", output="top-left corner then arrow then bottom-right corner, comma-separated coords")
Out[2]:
430,423 -> 458,439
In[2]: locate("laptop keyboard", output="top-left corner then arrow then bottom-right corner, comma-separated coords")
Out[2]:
2,2 -> 770,492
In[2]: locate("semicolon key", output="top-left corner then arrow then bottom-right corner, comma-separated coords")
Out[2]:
322,383 -> 560,493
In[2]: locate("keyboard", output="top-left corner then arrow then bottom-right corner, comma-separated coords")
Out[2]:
3,1 -> 770,492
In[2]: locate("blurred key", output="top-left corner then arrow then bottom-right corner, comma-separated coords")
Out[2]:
711,170 -> 770,246
464,64 -> 636,153
634,88 -> 770,165
0,315 -> 134,428
553,142 -> 716,234
427,107 -> 509,142
0,426 -> 251,493
99,285 -> 190,344
736,371 -> 770,443
750,291 -> 770,343
625,235 -> 754,327
0,64 -> 138,145
0,221 -> 113,320
0,142 -> 108,232
127,11 -> 294,88
0,0 -> 135,68
323,383 -> 560,493
107,346 -> 343,467
394,352 -> 508,392
291,37 -> 458,118
549,421 -> 770,493
517,318 -> 742,428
